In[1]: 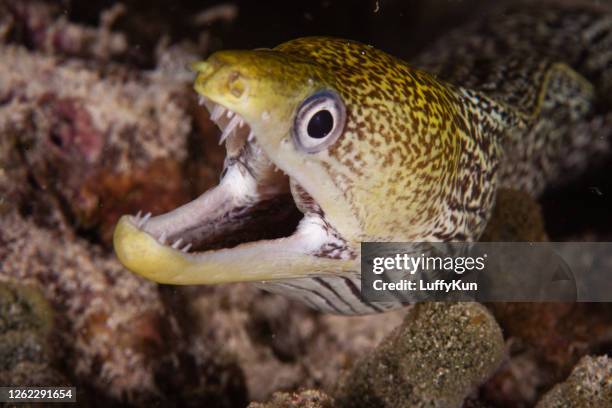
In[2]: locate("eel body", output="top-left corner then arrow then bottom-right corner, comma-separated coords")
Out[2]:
113,2 -> 611,314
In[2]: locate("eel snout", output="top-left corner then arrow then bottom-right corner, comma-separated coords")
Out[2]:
113,96 -> 355,285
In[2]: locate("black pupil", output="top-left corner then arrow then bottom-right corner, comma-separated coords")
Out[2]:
306,110 -> 334,139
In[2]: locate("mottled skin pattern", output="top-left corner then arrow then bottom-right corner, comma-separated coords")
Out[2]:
114,2 -> 611,314
272,38 -> 503,243
273,2 -> 611,242
415,2 -> 612,194
260,3 -> 610,313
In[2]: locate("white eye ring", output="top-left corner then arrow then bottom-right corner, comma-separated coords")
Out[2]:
292,90 -> 346,154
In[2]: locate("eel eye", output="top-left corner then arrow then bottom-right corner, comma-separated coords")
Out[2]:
292,90 -> 346,153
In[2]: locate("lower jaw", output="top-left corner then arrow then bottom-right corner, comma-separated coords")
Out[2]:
113,212 -> 357,285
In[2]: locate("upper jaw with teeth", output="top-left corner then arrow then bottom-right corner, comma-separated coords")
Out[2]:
199,95 -> 255,144
112,93 -> 355,286
125,95 -> 278,259
121,95 -> 294,258
133,211 -> 193,253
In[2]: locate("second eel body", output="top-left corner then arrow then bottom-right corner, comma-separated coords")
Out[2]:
114,2 -> 611,314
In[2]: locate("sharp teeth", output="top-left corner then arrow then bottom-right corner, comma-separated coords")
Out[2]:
219,114 -> 241,145
138,212 -> 152,228
198,95 -> 206,106
135,210 -> 142,223
239,118 -> 244,127
158,231 -> 167,245
247,130 -> 255,142
226,110 -> 234,119
171,238 -> 183,249
181,243 -> 192,253
210,105 -> 225,121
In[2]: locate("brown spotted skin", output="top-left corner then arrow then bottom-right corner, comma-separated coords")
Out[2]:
415,2 -> 612,195
275,38 -> 508,242
273,2 -> 611,242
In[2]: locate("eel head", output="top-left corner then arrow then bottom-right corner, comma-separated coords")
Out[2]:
113,37 -> 480,285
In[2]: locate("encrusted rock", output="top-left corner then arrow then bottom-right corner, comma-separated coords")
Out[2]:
180,286 -> 405,402
248,389 -> 334,408
536,355 -> 612,407
0,209 -> 247,406
0,42 -> 215,245
3,1 -> 128,61
0,282 -> 65,387
478,190 -> 612,406
334,302 -> 505,408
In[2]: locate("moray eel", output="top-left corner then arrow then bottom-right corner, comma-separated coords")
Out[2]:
114,3 -> 611,314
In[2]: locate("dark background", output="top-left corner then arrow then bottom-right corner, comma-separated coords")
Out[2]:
62,0 -> 496,64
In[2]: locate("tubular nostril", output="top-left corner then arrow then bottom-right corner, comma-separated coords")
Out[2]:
191,61 -> 211,73
193,61 -> 222,94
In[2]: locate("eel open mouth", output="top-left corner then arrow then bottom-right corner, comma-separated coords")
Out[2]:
113,96 -> 356,285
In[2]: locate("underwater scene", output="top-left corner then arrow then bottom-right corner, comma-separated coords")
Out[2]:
1,0 -> 611,407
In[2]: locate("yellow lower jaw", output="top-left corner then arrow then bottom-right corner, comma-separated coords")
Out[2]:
113,216 -> 198,284
113,215 -> 356,285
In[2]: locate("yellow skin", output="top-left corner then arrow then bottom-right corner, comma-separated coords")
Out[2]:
114,37 -> 504,291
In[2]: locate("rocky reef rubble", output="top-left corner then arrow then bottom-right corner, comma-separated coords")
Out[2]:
536,355 -> 612,407
248,303 -> 506,408
250,190 -> 612,408
248,389 -> 333,408
0,40 -> 202,245
1,1 -> 128,61
251,302 -> 611,408
0,282 -> 66,387
0,209 -> 248,406
334,302 -> 505,408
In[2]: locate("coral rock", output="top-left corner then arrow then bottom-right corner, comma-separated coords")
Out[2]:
0,282 -> 65,387
536,355 -> 612,408
0,209 -> 247,406
0,42 -> 212,245
179,285 -> 405,402
248,389 -> 334,408
334,302 -> 505,408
